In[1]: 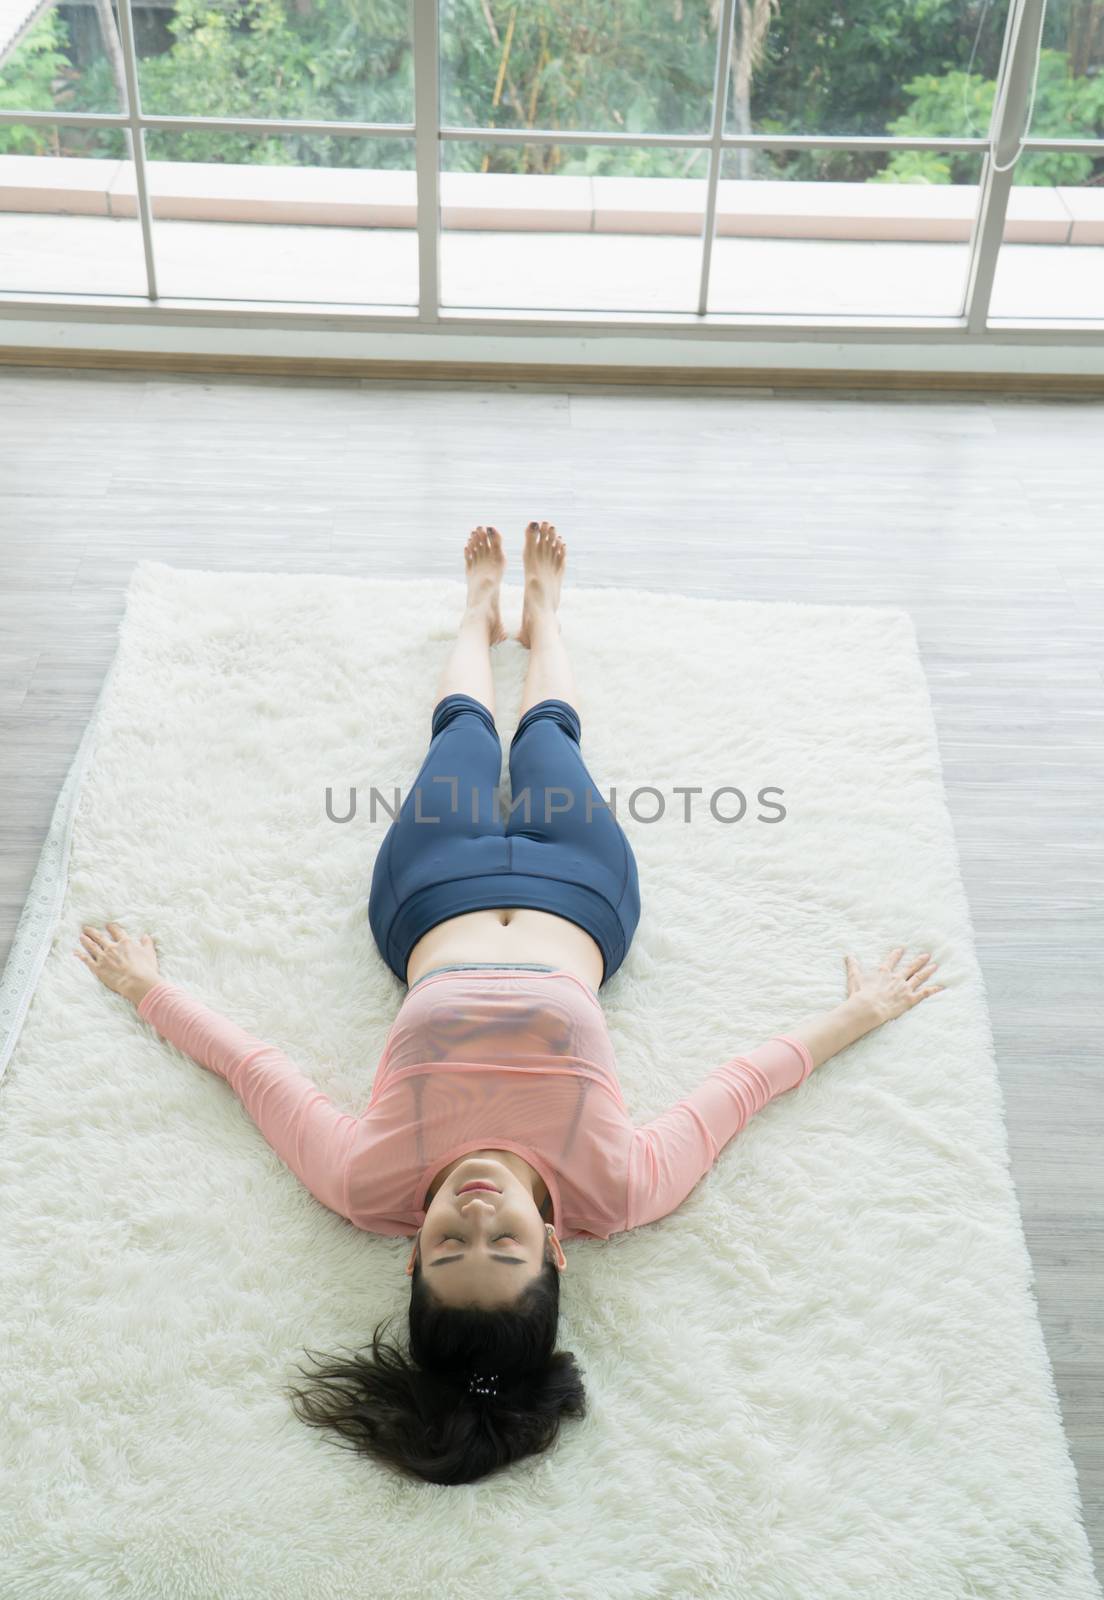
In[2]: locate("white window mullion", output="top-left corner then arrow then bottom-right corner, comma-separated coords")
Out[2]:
114,0 -> 159,302
696,0 -> 738,318
964,0 -> 1049,333
412,0 -> 441,324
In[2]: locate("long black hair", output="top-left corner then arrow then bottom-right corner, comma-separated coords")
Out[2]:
284,1231 -> 587,1485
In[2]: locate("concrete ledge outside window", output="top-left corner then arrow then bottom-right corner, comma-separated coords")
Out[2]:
2,159 -> 1102,244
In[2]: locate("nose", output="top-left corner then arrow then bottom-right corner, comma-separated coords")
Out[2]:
461,1194 -> 495,1216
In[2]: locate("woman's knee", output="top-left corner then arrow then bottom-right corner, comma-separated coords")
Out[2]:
511,698 -> 581,749
431,693 -> 498,743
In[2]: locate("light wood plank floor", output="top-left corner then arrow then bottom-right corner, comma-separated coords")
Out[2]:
1,367 -> 1100,1581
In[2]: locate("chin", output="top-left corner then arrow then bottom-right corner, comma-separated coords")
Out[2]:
448,1154 -> 509,1183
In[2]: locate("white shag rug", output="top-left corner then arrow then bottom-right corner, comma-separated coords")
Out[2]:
0,560 -> 1098,1600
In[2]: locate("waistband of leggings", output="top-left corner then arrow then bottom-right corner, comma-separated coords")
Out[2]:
389,875 -> 624,990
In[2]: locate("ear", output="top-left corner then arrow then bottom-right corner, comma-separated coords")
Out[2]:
405,1234 -> 418,1277
546,1226 -> 568,1272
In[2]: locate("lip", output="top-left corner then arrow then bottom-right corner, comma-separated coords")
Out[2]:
456,1181 -> 502,1195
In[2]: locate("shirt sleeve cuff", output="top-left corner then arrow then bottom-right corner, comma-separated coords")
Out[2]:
771,1033 -> 815,1081
136,980 -> 176,1018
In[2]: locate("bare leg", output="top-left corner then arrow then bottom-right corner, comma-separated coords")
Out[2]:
434,525 -> 507,717
516,520 -> 573,719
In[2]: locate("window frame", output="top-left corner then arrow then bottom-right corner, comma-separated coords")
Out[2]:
0,0 -> 1100,340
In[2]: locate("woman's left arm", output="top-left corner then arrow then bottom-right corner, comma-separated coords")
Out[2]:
76,923 -> 359,1225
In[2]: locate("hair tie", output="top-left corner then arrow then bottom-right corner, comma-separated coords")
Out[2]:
468,1370 -> 499,1399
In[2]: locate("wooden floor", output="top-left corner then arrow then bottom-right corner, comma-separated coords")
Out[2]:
1,366 -> 1100,1579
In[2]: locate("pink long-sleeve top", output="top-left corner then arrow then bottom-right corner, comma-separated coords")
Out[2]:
135,967 -> 815,1240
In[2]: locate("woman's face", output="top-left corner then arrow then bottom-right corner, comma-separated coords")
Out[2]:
406,1156 -> 566,1309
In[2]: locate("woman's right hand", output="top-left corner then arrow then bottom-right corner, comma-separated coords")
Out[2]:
844,947 -> 944,1026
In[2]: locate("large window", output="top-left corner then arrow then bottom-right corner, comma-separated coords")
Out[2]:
0,0 -> 1100,329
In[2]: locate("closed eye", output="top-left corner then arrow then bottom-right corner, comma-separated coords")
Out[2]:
442,1234 -> 515,1244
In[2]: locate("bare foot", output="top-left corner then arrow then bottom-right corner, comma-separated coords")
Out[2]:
516,520 -> 566,648
464,525 -> 508,644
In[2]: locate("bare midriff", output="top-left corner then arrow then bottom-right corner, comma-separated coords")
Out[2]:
404,908 -> 605,993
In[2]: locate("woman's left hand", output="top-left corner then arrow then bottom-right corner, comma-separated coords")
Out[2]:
74,922 -> 161,1000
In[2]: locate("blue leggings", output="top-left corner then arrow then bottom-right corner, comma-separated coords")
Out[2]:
368,693 -> 641,988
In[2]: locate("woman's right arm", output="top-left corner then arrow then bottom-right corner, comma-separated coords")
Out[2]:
625,947 -> 944,1232
780,947 -> 944,1069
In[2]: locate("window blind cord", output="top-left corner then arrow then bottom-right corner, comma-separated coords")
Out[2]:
988,0 -> 1049,176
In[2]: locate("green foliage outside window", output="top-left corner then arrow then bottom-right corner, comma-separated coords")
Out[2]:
0,10 -> 71,154
878,51 -> 1104,184
0,0 -> 1100,184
